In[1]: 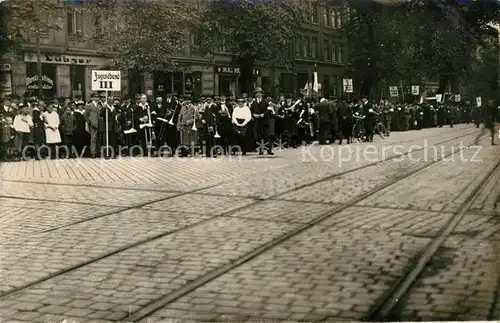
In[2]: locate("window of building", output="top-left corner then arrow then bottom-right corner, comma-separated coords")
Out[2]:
330,10 -> 336,28
323,40 -> 330,61
337,44 -> 343,63
332,43 -> 337,61
323,8 -> 330,27
311,37 -> 318,59
337,11 -> 342,29
295,35 -> 302,57
331,76 -> 338,96
311,2 -> 318,24
67,10 -> 83,35
304,36 -> 310,58
304,2 -> 310,21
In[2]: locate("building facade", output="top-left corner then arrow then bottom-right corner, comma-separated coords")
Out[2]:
0,1 -> 349,100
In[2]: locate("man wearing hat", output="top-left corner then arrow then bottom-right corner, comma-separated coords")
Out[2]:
84,92 -> 102,158
199,96 -> 218,157
176,95 -> 199,157
120,95 -> 138,155
250,87 -> 273,155
164,92 -> 180,153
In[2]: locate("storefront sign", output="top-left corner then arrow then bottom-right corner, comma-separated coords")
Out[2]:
0,63 -> 11,72
0,73 -> 12,98
216,66 -> 261,76
24,53 -> 110,66
26,75 -> 54,90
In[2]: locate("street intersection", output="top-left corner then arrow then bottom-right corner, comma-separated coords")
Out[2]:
1,124 -> 500,322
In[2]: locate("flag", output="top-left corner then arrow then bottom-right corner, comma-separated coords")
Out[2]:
313,72 -> 319,92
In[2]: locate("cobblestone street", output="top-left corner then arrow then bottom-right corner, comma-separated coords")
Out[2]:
1,124 -> 500,322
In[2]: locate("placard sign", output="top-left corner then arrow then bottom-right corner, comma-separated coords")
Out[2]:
389,86 -> 399,97
91,70 -> 121,91
476,96 -> 482,107
411,85 -> 419,95
342,79 -> 353,93
436,94 -> 442,102
455,94 -> 461,102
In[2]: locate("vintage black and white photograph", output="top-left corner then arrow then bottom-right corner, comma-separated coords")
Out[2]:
0,0 -> 500,322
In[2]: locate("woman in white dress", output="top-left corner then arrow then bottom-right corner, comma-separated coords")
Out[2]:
231,98 -> 252,155
43,103 -> 61,158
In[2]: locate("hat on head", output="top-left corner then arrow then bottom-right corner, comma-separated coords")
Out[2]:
99,92 -> 106,98
90,93 -> 99,98
237,98 -> 245,102
254,87 -> 263,93
18,103 -> 25,108
76,101 -> 85,106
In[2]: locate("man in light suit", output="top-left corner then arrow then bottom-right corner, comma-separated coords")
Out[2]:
84,92 -> 102,158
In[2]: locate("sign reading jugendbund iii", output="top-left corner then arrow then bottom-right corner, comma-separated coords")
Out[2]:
91,70 -> 121,91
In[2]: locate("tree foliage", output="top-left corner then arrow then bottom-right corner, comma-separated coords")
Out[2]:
195,0 -> 305,93
343,0 -> 500,99
85,0 -> 199,73
1,0 -> 62,54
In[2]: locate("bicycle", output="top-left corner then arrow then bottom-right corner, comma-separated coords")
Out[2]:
352,112 -> 366,143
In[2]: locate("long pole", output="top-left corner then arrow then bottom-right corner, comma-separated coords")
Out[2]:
105,91 -> 109,158
35,1 -> 42,98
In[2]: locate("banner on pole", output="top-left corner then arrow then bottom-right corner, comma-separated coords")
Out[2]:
91,70 -> 121,91
342,79 -> 353,93
389,86 -> 398,97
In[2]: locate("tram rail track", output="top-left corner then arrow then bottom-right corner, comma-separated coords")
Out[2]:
121,132 -> 495,321
365,158 -> 500,321
0,128 -> 478,244
0,127 -> 492,322
0,125 -> 469,194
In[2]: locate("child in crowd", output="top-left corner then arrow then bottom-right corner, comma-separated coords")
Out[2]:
1,116 -> 16,160
60,104 -> 77,157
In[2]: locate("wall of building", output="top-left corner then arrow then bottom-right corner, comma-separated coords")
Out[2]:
0,1 -> 349,100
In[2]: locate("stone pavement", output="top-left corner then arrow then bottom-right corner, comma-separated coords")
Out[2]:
0,124 -> 499,322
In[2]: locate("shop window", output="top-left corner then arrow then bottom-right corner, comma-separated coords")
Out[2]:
128,69 -> 143,96
70,65 -> 85,99
331,76 -> 338,96
173,72 -> 184,95
25,63 -> 57,99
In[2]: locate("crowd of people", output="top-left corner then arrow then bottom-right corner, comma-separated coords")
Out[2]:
0,87 -> 496,161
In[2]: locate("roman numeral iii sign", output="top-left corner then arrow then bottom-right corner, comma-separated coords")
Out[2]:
91,70 -> 121,91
